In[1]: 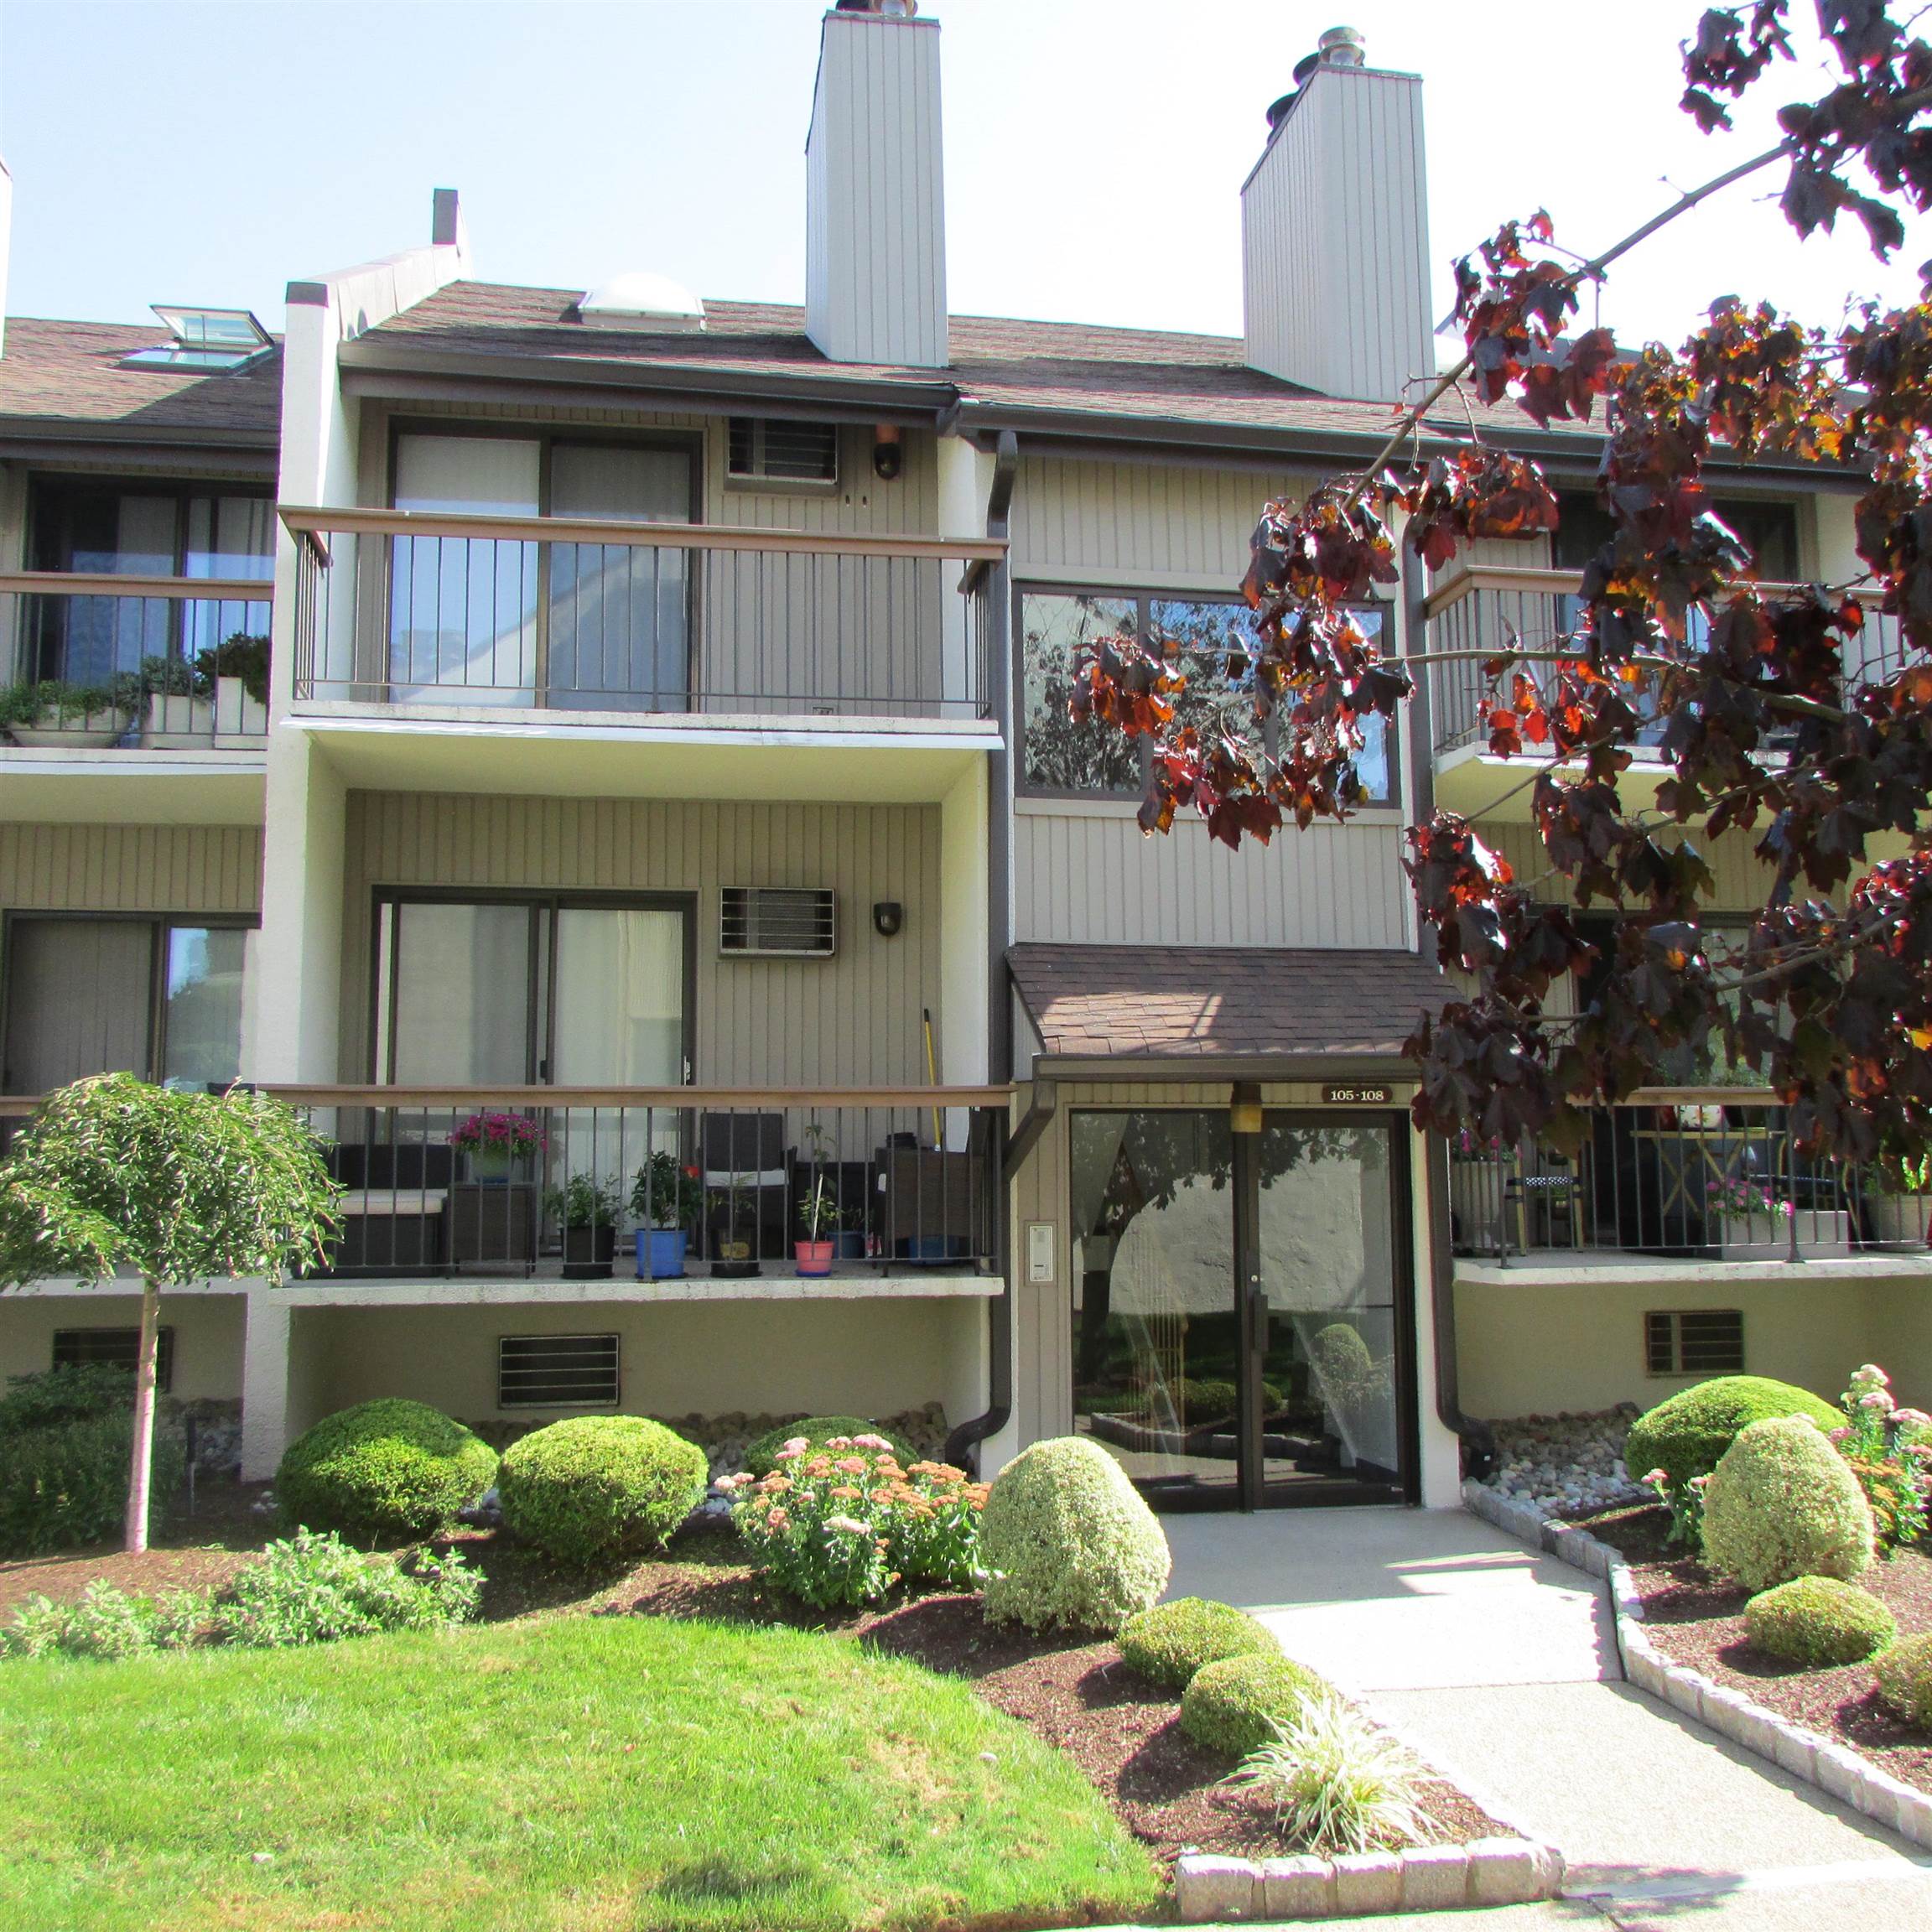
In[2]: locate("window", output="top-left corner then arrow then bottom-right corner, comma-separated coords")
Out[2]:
497,1334 -> 621,1408
1,916 -> 254,1096
1555,491 -> 1799,579
1018,586 -> 1393,802
1645,1309 -> 1744,1376
727,418 -> 839,486
25,478 -> 273,689
54,1327 -> 174,1392
120,307 -> 273,373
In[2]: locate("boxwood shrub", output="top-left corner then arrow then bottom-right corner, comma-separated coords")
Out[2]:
276,1400 -> 497,1541
1118,1597 -> 1275,1690
1743,1576 -> 1898,1667
1876,1632 -> 1932,1729
0,1367 -> 184,1557
980,1436 -> 1170,1633
1701,1415 -> 1875,1592
497,1415 -> 707,1566
1180,1650 -> 1333,1758
742,1415 -> 915,1478
1624,1376 -> 1839,1491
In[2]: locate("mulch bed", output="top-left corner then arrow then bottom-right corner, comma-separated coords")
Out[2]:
1571,1503 -> 1932,1797
3,1502 -> 1508,1868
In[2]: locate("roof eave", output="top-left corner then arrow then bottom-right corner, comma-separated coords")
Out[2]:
338,338 -> 957,421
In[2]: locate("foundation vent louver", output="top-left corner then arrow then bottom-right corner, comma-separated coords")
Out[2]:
719,886 -> 838,958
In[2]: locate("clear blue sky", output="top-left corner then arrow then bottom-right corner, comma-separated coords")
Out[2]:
1,0 -> 1924,356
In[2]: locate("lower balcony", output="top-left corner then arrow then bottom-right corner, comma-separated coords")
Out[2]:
278,1086 -> 1008,1298
1448,1093 -> 1930,1269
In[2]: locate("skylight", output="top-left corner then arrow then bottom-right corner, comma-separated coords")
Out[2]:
121,306 -> 273,371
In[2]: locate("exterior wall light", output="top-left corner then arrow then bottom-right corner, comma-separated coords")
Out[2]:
872,901 -> 904,937
872,423 -> 903,480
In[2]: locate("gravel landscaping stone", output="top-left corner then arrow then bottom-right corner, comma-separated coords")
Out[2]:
1473,1404 -> 1649,1515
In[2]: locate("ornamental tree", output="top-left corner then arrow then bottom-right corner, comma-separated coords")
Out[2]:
1078,2 -> 1932,1167
0,1075 -> 340,1552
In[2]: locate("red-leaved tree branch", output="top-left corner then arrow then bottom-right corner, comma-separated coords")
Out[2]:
1076,2 -> 1932,1166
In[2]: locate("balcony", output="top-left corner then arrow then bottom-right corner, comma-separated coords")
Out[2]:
0,573 -> 273,823
267,1084 -> 1007,1301
1449,1093 -> 1929,1271
284,506 -> 1005,723
1422,568 -> 1910,819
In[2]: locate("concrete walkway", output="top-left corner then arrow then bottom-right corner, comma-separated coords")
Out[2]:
1163,1509 -> 1932,1928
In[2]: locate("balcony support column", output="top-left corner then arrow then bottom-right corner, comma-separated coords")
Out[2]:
239,1288 -> 293,1482
252,727 -> 345,1083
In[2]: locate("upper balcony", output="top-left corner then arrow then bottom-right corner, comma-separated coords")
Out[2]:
1422,567 -> 1912,820
282,507 -> 1008,803
0,572 -> 272,825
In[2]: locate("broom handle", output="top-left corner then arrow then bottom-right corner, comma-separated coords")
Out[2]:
922,1007 -> 942,1148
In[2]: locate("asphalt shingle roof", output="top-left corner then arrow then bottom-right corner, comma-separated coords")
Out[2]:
0,317 -> 283,441
361,281 -> 1581,448
1008,943 -> 1449,1062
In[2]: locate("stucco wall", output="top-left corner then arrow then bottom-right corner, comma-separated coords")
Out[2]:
1455,1269 -> 1932,1418
285,1296 -> 986,1436
0,1291 -> 247,1404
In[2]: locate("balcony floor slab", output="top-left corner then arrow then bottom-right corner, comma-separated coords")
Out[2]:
0,747 -> 266,824
1456,1249 -> 1930,1288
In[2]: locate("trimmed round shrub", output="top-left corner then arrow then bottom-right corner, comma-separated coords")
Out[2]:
1876,1632 -> 1932,1730
1119,1597 -> 1275,1690
1180,1650 -> 1333,1758
1625,1376 -> 1838,1491
980,1436 -> 1171,1633
0,1410 -> 184,1557
1701,1415 -> 1876,1592
498,1415 -> 707,1566
276,1400 -> 497,1541
1743,1576 -> 1898,1667
742,1415 -> 916,1478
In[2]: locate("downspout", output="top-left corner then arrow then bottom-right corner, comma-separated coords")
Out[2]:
1403,543 -> 1487,1474
946,429 -> 1022,1476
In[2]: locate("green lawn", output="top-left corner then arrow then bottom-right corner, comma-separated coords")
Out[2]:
0,1615 -> 1161,1932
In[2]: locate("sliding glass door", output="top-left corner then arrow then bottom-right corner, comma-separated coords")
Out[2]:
1069,1106 -> 1413,1510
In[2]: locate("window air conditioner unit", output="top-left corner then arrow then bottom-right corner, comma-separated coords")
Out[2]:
719,886 -> 837,959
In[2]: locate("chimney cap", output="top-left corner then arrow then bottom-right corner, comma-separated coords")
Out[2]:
579,271 -> 706,332
1318,24 -> 1366,65
834,0 -> 919,14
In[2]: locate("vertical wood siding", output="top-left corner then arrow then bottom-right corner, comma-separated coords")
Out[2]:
0,824 -> 262,913
1241,68 -> 1432,402
1012,813 -> 1407,948
1012,456 -> 1312,582
1483,820 -> 1789,913
337,792 -> 941,1086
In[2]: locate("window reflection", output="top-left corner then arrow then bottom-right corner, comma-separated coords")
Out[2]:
1019,591 -> 1140,792
161,927 -> 250,1091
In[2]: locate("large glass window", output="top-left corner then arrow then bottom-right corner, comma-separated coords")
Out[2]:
25,480 -> 273,690
0,915 -> 252,1095
1020,586 -> 1392,802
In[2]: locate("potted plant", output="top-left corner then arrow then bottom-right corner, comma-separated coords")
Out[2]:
709,1173 -> 764,1278
449,1110 -> 545,1182
2,677 -> 138,747
545,1172 -> 623,1280
195,632 -> 270,742
796,1171 -> 839,1277
138,654 -> 210,748
631,1150 -> 703,1280
1864,1156 -> 1930,1249
834,1199 -> 869,1262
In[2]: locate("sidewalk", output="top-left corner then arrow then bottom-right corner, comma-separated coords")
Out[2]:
1162,1508 -> 1932,1928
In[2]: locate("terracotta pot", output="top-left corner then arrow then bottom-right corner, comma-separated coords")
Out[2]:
795,1239 -> 835,1278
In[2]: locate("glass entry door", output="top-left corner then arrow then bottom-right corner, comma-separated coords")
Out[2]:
1069,1106 -> 1412,1510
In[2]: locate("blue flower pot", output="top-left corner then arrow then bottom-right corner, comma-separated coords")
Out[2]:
639,1228 -> 688,1280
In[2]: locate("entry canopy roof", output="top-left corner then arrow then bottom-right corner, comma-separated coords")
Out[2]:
1008,943 -> 1448,1073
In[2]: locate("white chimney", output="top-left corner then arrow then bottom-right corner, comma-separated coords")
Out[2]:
1242,27 -> 1433,403
0,157 -> 12,359
805,3 -> 948,368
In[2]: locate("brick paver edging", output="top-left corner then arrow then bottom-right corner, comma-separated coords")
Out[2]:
1462,1478 -> 1932,1853
1173,1837 -> 1566,1921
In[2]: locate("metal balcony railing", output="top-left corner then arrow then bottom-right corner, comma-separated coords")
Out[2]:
283,508 -> 1006,723
1421,568 -> 1910,758
1449,1092 -> 1929,1265
249,1086 -> 1006,1284
0,572 -> 272,749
